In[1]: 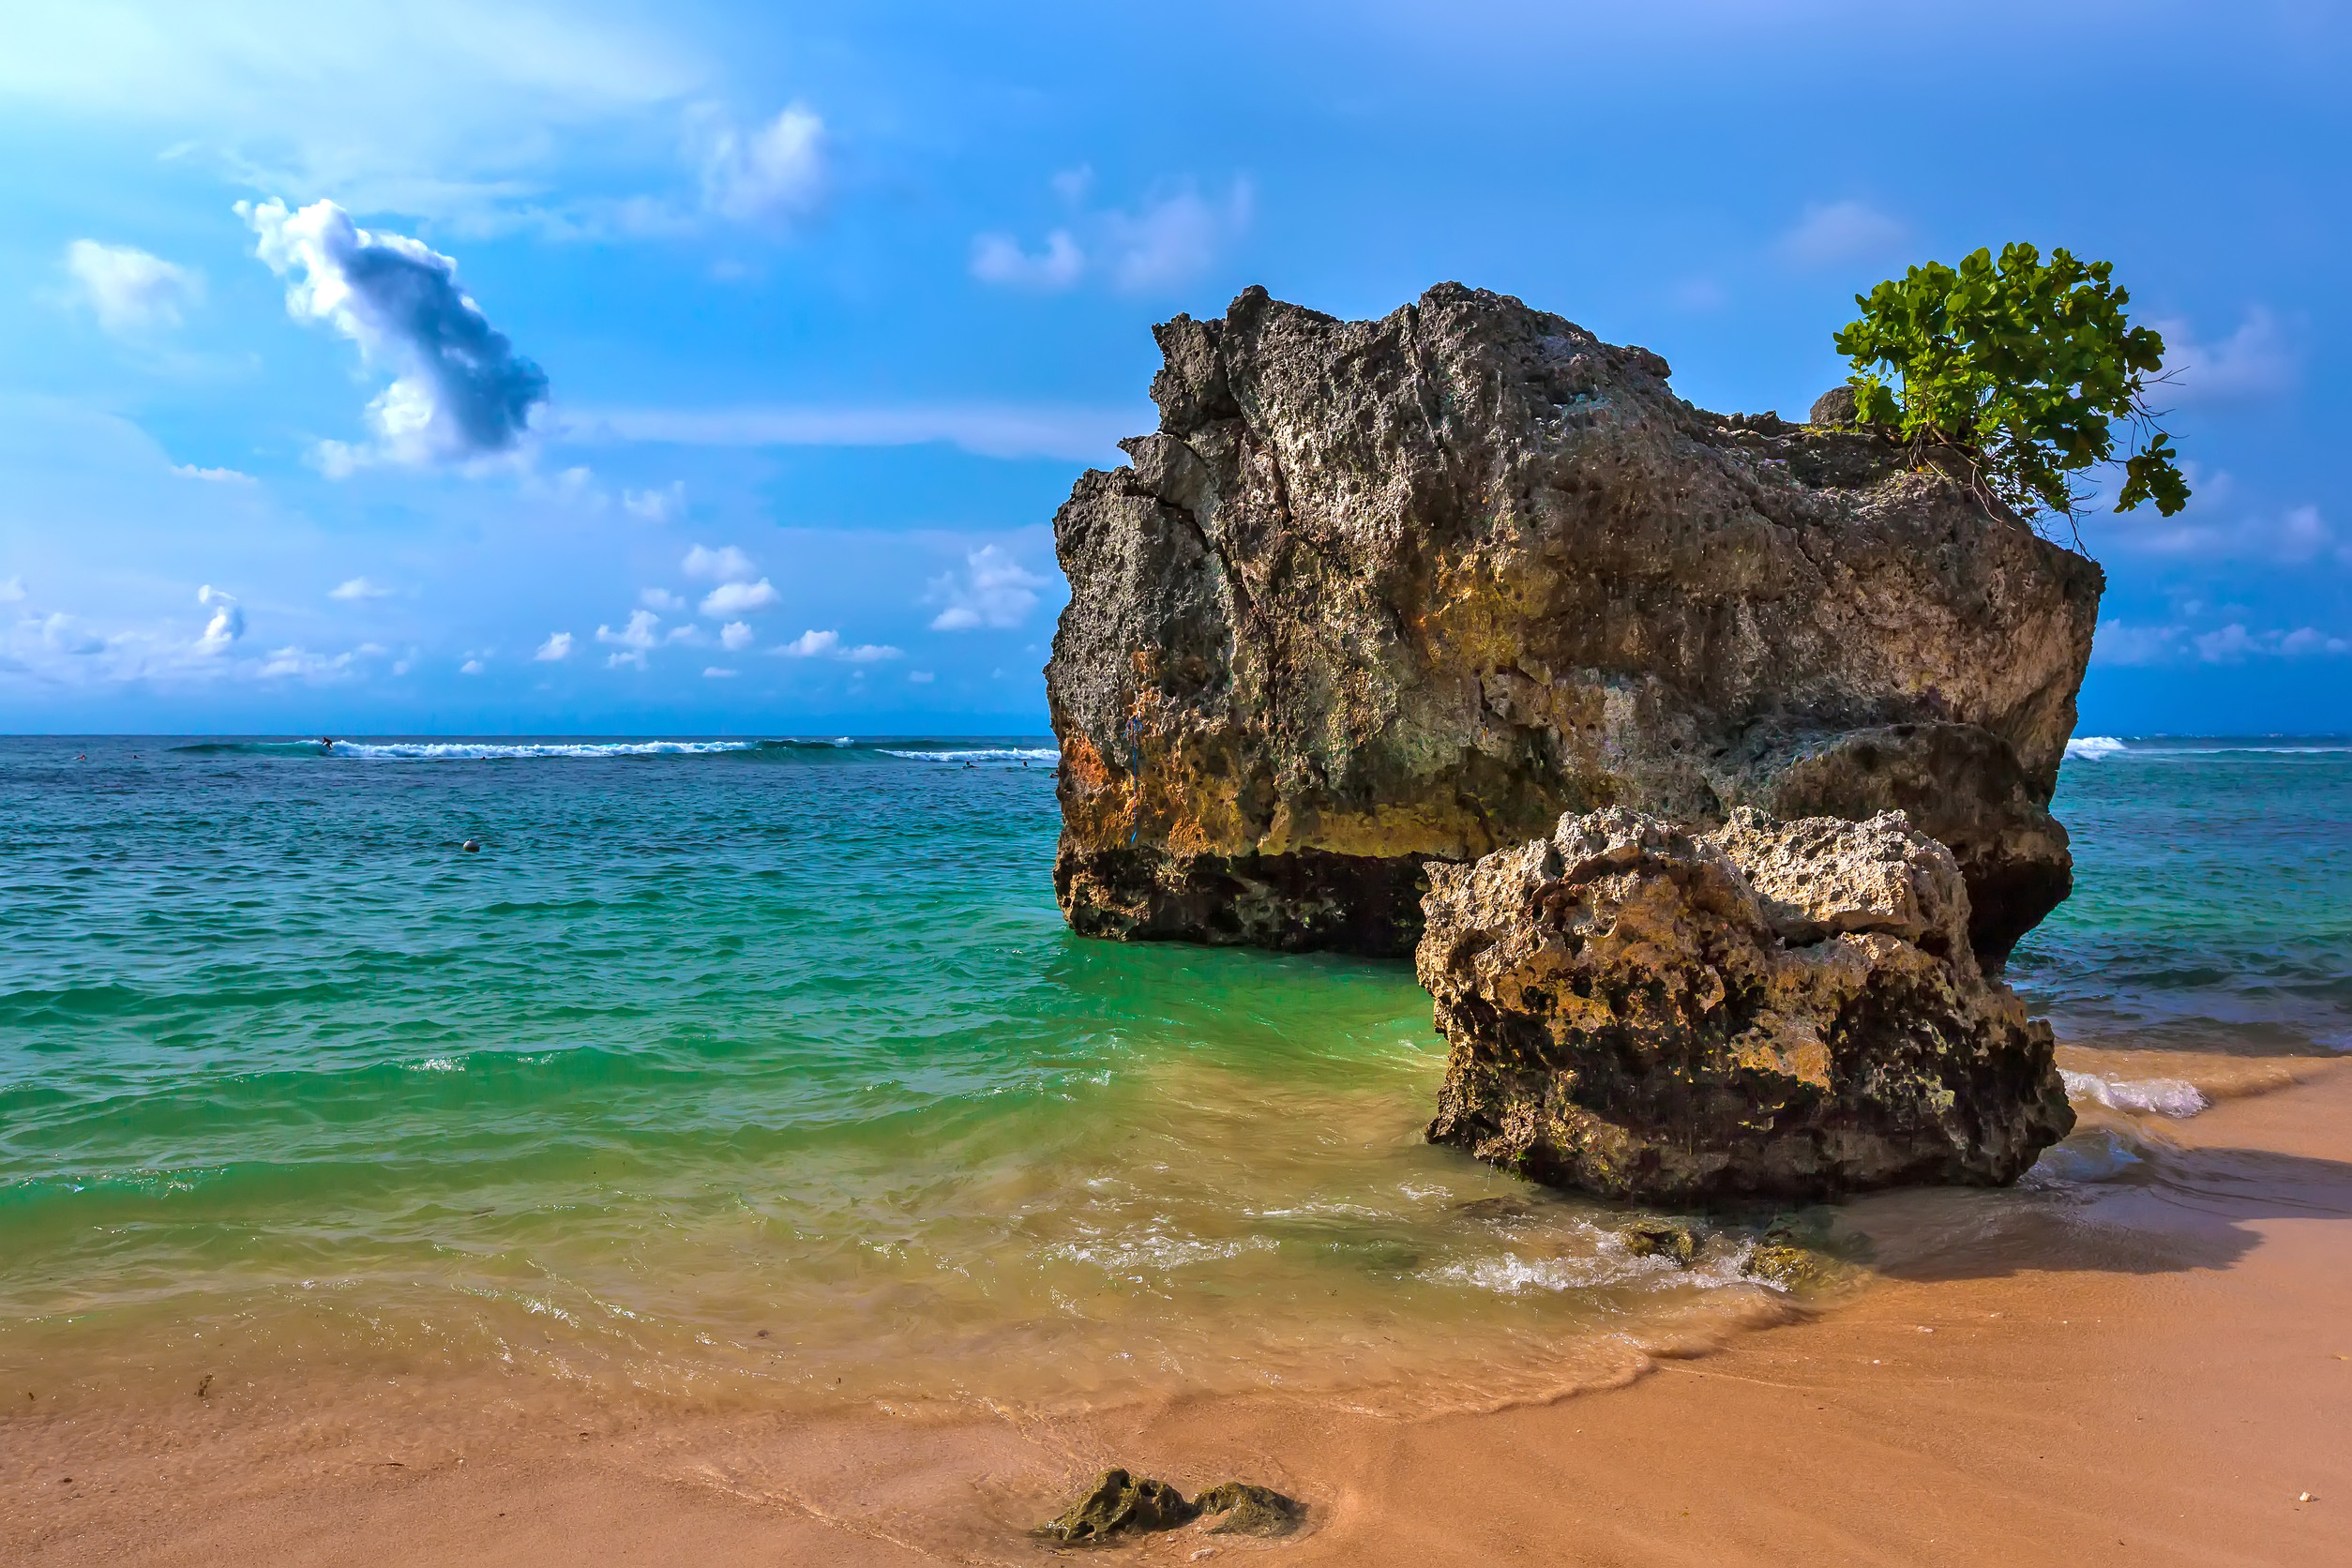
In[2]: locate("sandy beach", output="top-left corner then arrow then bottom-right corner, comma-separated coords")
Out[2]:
10,1049 -> 2347,1567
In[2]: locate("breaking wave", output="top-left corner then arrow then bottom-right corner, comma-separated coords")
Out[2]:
2061,1070 -> 2208,1119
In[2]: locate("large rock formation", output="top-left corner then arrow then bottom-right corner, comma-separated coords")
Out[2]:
1419,807 -> 2073,1201
1046,284 -> 2102,966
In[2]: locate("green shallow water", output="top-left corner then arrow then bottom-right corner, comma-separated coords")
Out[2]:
1,734 -> 2346,1416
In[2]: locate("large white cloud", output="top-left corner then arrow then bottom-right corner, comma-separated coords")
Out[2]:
63,240 -> 203,335
242,198 -> 549,470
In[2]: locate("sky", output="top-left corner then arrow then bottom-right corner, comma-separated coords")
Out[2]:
1,1 -> 2345,737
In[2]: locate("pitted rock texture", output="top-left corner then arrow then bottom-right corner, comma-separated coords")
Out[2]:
1046,283 -> 2102,964
1418,807 -> 2073,1202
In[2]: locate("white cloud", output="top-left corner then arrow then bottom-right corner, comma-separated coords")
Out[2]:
971,230 -> 1085,291
665,623 -> 702,643
171,463 -> 255,483
1101,182 -> 1252,294
62,240 -> 203,336
194,583 -> 244,654
623,482 -> 685,522
2104,499 -> 2346,566
0,3 -> 707,230
242,197 -> 548,469
41,613 -> 105,656
0,578 -> 23,603
640,587 -> 686,611
534,630 -> 574,661
702,666 -> 738,678
576,402 -> 1141,464
771,628 -> 901,662
329,576 -> 391,600
681,543 -> 757,581
2151,307 -> 2299,402
460,656 -> 487,674
596,609 -> 660,650
719,620 -> 754,651
701,578 -> 779,615
1774,200 -> 1908,269
2194,623 -> 2350,663
970,176 -> 1250,297
257,645 -> 354,680
927,544 -> 1048,630
2093,617 -> 2349,667
701,104 -> 827,223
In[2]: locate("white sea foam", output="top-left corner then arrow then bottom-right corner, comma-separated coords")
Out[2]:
331,740 -> 761,761
2061,1069 -> 2207,1118
1429,1240 -> 1760,1295
1045,1231 -> 1278,1273
2065,735 -> 2128,760
881,746 -> 1060,763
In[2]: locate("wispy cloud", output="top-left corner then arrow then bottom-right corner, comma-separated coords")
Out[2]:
774,628 -> 899,661
534,630 -> 574,660
2151,307 -> 2299,402
328,576 -> 391,600
575,403 -> 1144,463
971,176 -> 1253,296
1774,200 -> 1908,269
681,543 -> 756,582
927,544 -> 1047,630
699,104 -> 828,224
242,197 -> 549,471
62,240 -> 203,335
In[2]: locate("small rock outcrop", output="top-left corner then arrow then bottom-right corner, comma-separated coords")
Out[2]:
1035,1470 -> 1303,1544
1046,284 -> 2102,967
1418,807 -> 2073,1202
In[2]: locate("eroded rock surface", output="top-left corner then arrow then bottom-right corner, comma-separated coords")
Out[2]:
1419,807 -> 2073,1201
1047,284 -> 2101,965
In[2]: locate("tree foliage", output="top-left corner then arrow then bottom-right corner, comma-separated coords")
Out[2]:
1834,243 -> 2190,530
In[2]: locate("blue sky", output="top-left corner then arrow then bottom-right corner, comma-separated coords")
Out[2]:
1,1 -> 2344,736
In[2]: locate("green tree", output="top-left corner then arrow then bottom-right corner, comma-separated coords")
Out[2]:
1834,243 -> 2190,532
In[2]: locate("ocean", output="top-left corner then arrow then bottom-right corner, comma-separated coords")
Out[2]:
3,734 -> 2347,1424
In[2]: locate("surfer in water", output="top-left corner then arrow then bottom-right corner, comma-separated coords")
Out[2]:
319,737 -> 337,752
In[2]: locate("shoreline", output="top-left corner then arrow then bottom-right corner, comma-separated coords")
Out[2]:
9,1056 -> 2350,1565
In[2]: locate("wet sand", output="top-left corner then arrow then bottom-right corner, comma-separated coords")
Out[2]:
8,1057 -> 2350,1567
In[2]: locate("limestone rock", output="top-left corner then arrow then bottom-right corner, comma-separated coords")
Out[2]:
1046,284 -> 2101,966
1418,807 -> 2073,1201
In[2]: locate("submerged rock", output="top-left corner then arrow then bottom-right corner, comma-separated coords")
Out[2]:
1046,284 -> 2100,967
1036,1469 -> 1197,1543
1196,1482 -> 1304,1537
1034,1471 -> 1303,1545
1620,1218 -> 1700,1266
1419,806 -> 2073,1202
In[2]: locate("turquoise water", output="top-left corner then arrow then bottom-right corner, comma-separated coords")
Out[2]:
2,734 -> 2345,1416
